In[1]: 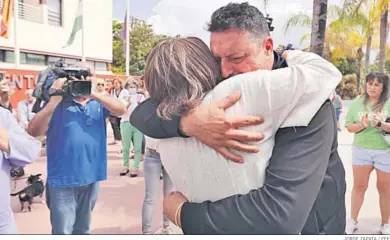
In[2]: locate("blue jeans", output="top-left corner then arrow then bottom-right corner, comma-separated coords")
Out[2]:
141,149 -> 173,233
46,182 -> 99,234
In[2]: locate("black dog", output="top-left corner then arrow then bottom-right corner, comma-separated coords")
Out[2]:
11,174 -> 45,212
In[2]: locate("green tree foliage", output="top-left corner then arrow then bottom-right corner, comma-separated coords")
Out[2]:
333,57 -> 357,75
111,18 -> 174,75
372,45 -> 390,74
112,20 -> 125,74
337,74 -> 358,99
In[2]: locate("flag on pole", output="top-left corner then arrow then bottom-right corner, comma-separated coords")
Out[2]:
0,0 -> 14,39
120,11 -> 127,52
63,0 -> 83,48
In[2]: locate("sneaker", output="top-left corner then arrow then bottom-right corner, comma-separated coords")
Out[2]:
381,224 -> 390,234
345,219 -> 358,234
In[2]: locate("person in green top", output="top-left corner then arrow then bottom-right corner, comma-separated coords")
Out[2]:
345,72 -> 390,235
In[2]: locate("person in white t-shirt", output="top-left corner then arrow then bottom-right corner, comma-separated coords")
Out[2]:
118,79 -> 145,177
17,89 -> 36,130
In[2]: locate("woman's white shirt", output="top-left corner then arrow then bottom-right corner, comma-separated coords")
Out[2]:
118,91 -> 145,122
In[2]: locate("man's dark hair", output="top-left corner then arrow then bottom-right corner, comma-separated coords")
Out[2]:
207,2 -> 270,38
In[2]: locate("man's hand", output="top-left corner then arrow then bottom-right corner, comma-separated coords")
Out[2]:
163,191 -> 188,228
50,78 -> 67,104
180,91 -> 264,163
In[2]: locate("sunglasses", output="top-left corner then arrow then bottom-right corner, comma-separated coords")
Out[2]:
97,83 -> 105,86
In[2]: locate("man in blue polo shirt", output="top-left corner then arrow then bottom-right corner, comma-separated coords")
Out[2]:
27,64 -> 126,235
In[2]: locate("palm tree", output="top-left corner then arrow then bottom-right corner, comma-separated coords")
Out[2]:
284,4 -> 368,89
284,4 -> 346,58
310,0 -> 328,56
342,0 -> 383,74
379,0 -> 389,73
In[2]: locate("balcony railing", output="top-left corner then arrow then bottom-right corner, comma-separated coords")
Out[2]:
0,1 -> 49,25
48,9 -> 61,26
18,2 -> 44,24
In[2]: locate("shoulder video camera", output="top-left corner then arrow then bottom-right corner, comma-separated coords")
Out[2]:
32,60 -> 93,113
51,66 -> 92,98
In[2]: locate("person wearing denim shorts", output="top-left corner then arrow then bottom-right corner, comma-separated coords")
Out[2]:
345,72 -> 390,235
141,136 -> 173,234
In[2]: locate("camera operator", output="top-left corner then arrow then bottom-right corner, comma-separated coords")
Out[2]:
0,107 -> 41,234
27,62 -> 126,235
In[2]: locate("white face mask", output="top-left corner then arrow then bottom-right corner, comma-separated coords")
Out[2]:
128,88 -> 137,95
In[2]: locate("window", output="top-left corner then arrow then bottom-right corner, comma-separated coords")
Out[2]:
21,53 -> 46,65
4,51 -> 14,63
47,56 -> 62,65
64,58 -> 79,65
17,0 -> 44,23
0,50 -> 15,63
0,51 -> 5,62
95,62 -> 108,71
47,0 -> 61,26
19,0 -> 41,6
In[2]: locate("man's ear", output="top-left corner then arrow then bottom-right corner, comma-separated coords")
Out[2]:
264,37 -> 274,57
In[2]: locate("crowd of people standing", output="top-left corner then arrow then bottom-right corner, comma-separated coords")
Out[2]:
0,65 -> 173,234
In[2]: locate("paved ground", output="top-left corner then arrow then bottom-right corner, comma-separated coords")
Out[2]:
11,127 -> 182,234
11,108 -> 385,234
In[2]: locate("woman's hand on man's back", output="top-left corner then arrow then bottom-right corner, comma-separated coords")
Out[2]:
179,91 -> 265,163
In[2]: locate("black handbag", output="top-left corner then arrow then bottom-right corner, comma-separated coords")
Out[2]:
10,167 -> 25,179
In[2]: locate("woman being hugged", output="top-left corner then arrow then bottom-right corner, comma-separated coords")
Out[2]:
345,72 -> 390,234
143,37 -> 341,207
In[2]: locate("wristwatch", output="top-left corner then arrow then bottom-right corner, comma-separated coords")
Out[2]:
377,121 -> 382,128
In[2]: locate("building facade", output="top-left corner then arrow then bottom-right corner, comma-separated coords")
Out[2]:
0,0 -> 122,106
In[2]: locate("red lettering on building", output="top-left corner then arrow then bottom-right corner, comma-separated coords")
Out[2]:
0,68 -> 132,106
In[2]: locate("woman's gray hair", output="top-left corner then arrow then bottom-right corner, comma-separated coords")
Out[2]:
126,78 -> 139,88
144,37 -> 220,120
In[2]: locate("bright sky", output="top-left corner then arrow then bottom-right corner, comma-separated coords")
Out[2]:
113,0 -> 343,49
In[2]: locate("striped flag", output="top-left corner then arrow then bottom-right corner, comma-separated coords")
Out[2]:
63,0 -> 82,48
0,0 -> 14,39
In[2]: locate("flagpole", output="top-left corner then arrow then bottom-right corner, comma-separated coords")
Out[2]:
125,0 -> 130,76
81,0 -> 86,62
13,0 -> 20,68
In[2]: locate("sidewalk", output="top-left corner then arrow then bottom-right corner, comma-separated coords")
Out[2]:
12,110 -> 384,234
11,126 -> 182,234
